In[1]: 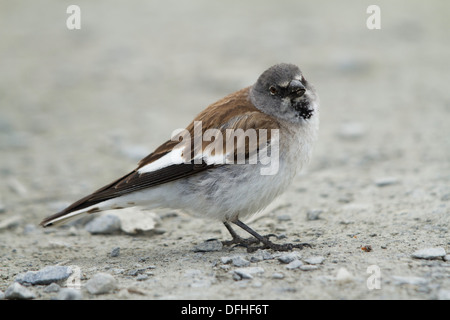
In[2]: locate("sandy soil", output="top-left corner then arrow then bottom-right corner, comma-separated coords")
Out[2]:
0,1 -> 449,300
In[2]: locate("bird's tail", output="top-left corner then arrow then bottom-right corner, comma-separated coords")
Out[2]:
40,170 -> 136,227
40,205 -> 101,227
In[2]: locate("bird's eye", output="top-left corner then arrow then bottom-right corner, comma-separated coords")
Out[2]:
269,86 -> 278,96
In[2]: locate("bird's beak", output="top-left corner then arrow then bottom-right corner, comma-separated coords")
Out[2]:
288,80 -> 306,97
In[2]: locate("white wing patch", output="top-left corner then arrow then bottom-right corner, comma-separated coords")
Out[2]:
137,147 -> 185,174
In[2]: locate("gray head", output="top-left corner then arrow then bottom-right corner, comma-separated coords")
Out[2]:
250,63 -> 318,123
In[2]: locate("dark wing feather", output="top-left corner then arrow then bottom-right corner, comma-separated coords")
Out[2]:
40,160 -> 214,226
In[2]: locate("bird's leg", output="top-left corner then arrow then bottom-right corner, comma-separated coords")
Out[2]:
222,219 -> 311,253
222,221 -> 261,247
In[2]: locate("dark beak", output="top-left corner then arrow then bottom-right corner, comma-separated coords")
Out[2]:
288,80 -> 306,97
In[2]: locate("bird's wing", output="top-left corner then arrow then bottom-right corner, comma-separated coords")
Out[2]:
41,87 -> 278,226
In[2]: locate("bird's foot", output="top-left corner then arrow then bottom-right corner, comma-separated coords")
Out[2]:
222,220 -> 311,253
222,232 -> 311,253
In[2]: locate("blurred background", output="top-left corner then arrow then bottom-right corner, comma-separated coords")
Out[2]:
0,0 -> 449,222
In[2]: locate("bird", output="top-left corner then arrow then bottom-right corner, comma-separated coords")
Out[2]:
40,63 -> 319,252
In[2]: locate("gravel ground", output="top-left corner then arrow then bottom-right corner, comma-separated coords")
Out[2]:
0,1 -> 449,300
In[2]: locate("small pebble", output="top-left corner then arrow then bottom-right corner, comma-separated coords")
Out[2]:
249,255 -> 262,263
15,266 -> 73,285
306,209 -> 322,221
278,252 -> 301,264
113,210 -> 159,234
272,272 -> 285,279
5,282 -> 36,300
233,267 -> 265,280
411,247 -> 446,260
85,273 -> 117,295
221,256 -> 233,264
138,256 -> 149,263
374,177 -> 399,187
136,274 -> 149,281
44,283 -> 61,293
193,239 -> 223,252
300,265 -> 319,271
335,268 -> 354,283
338,193 -> 354,204
232,273 -> 242,281
231,256 -> 250,267
252,249 -> 274,261
285,259 -> 303,270
126,268 -> 146,276
112,268 -> 125,275
85,215 -> 121,235
304,256 -> 325,265
110,247 -> 120,257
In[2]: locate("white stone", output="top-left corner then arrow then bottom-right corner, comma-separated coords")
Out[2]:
285,259 -> 303,270
335,268 -> 354,283
278,252 -> 301,264
110,209 -> 160,234
5,282 -> 35,300
412,247 -> 446,260
85,273 -> 117,295
233,267 -> 264,280
304,256 -> 325,265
